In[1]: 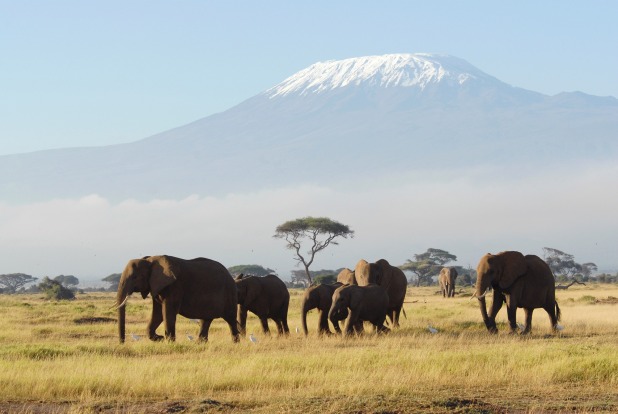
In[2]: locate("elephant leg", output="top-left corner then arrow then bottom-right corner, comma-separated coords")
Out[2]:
487,292 -> 504,333
391,308 -> 400,328
259,317 -> 270,335
543,304 -> 559,332
162,301 -> 179,341
506,304 -> 518,334
274,318 -> 284,335
223,313 -> 240,343
344,311 -> 360,336
318,310 -> 334,335
280,315 -> 290,335
522,308 -> 533,335
198,319 -> 213,342
237,306 -> 248,336
147,299 -> 164,341
375,322 -> 390,334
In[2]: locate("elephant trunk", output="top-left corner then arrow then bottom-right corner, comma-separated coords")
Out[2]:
328,305 -> 347,327
301,296 -> 312,336
475,277 -> 494,332
116,274 -> 134,344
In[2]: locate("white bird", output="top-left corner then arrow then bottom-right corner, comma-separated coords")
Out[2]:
295,327 -> 300,334
517,323 -> 525,331
427,325 -> 438,334
186,334 -> 194,341
555,324 -> 564,331
249,333 -> 258,343
130,333 -> 140,341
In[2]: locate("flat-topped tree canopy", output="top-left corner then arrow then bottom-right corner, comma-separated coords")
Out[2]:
274,217 -> 354,285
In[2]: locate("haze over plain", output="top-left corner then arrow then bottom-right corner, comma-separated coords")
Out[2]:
1,2 -> 617,281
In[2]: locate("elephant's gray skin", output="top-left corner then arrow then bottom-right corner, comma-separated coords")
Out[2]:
354,259 -> 407,327
235,274 -> 290,336
301,282 -> 343,336
115,255 -> 240,343
328,284 -> 390,336
475,251 -> 561,334
336,268 -> 356,284
439,267 -> 458,298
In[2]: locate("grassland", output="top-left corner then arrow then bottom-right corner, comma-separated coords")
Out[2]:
0,285 -> 617,413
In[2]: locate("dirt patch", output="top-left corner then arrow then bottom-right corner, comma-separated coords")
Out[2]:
431,398 -> 503,413
73,317 -> 116,324
0,399 -> 234,413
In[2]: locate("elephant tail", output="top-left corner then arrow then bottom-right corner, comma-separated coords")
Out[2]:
555,301 -> 561,322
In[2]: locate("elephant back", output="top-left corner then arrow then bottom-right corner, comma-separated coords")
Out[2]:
354,259 -> 375,286
336,268 -> 356,285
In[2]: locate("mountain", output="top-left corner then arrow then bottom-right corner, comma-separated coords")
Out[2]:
2,53 -> 617,202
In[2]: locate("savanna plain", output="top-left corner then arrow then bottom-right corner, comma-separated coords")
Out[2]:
0,285 -> 617,413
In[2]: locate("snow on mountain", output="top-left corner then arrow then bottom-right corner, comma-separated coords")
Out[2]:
267,54 -> 494,97
0,53 -> 617,203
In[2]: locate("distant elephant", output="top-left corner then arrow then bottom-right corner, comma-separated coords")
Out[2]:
328,284 -> 390,336
301,282 -> 344,336
115,255 -> 240,343
439,267 -> 458,298
474,251 -> 561,334
235,274 -> 290,336
336,268 -> 356,284
354,259 -> 408,327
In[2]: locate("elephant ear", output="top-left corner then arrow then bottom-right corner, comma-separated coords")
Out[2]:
497,251 -> 527,289
149,256 -> 177,299
244,277 -> 260,306
349,287 -> 363,310
374,260 -> 390,286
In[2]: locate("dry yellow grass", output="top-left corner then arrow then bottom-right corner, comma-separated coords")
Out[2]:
0,285 -> 617,413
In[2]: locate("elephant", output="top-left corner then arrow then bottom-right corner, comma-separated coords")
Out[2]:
300,282 -> 344,336
336,268 -> 356,284
354,259 -> 408,327
115,255 -> 240,343
235,274 -> 290,336
328,284 -> 390,336
439,267 -> 458,298
474,251 -> 561,334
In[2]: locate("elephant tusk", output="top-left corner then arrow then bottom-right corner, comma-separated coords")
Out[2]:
470,290 -> 487,300
111,296 -> 130,310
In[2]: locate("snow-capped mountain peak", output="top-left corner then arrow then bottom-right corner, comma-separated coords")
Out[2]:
266,53 -> 494,98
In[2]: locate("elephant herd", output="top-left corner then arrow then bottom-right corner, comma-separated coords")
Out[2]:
114,251 -> 562,343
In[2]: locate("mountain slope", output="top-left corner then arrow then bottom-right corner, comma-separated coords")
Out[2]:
1,54 -> 617,202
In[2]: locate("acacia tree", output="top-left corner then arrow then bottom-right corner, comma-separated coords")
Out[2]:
53,275 -> 80,287
274,217 -> 354,285
400,248 -> 457,286
0,273 -> 38,293
542,247 -> 596,281
227,265 -> 275,277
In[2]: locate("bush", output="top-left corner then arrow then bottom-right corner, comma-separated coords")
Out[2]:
38,277 -> 75,300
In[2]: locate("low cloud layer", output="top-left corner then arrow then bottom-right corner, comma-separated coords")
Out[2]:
1,162 -> 617,283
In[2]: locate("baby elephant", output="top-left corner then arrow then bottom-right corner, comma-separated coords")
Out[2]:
328,284 -> 390,336
235,274 -> 290,336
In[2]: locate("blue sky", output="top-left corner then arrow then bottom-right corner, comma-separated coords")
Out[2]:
1,1 -> 617,155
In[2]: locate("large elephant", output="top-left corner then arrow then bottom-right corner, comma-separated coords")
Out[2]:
336,268 -> 356,284
474,251 -> 561,334
439,267 -> 458,298
328,284 -> 390,336
115,255 -> 240,343
354,259 -> 407,327
301,282 -> 343,336
235,274 -> 290,336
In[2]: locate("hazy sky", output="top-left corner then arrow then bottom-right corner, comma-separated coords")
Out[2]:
1,2 -> 617,282
1,1 -> 617,155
